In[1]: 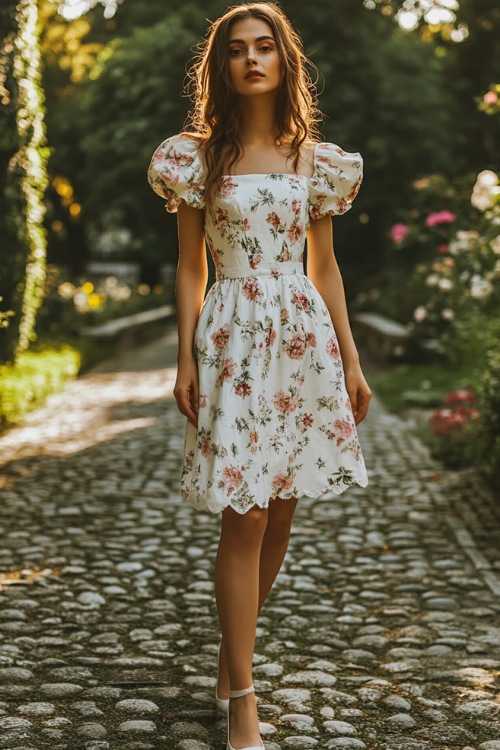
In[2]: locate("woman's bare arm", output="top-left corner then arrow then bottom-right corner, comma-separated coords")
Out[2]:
306,215 -> 371,424
173,199 -> 207,426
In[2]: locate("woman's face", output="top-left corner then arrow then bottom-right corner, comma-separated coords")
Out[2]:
227,17 -> 281,97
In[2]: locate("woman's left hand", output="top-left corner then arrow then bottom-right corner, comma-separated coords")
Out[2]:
344,362 -> 372,425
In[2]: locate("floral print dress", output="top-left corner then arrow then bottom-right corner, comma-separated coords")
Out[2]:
148,133 -> 369,514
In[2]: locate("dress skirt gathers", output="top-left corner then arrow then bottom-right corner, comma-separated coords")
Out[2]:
148,133 -> 369,515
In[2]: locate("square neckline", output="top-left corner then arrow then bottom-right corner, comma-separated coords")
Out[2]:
222,141 -> 319,180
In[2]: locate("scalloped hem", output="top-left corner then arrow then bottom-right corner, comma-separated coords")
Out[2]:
181,473 -> 369,515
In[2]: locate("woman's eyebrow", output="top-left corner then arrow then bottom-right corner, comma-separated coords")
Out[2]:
228,35 -> 275,44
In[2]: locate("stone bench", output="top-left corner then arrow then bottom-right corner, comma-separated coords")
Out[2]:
351,311 -> 444,361
81,304 -> 176,348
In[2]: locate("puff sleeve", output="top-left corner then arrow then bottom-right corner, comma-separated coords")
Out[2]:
308,142 -> 363,220
147,133 -> 206,213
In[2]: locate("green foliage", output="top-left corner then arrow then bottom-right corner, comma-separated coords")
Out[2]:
0,0 -> 49,364
475,321 -> 500,483
79,12 -> 200,276
0,342 -> 80,427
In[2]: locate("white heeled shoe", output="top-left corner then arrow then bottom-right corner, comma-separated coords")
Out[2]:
226,684 -> 264,750
215,640 -> 229,716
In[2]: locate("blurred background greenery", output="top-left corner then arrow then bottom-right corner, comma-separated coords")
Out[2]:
0,0 -> 499,481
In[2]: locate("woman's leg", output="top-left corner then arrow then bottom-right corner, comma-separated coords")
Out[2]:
257,495 -> 299,609
215,504 -> 268,747
217,497 -> 299,711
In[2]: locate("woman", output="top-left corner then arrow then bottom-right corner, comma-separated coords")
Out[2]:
148,4 -> 371,748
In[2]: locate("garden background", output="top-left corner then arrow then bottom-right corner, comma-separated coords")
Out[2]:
0,0 -> 499,485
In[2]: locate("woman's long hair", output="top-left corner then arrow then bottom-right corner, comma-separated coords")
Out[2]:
182,2 -> 324,208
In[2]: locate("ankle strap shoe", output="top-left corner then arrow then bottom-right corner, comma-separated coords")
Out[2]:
226,684 -> 264,750
215,640 -> 229,716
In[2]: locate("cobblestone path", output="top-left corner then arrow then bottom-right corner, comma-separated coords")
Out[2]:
0,325 -> 499,750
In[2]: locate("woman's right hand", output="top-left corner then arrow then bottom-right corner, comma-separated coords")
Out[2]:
173,354 -> 199,428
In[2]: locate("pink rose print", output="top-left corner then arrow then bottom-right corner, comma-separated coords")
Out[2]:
249,253 -> 263,269
307,332 -> 317,347
235,383 -> 252,398
272,472 -> 294,493
250,430 -> 259,454
242,277 -> 263,301
281,247 -> 292,261
215,208 -> 229,229
283,332 -> 307,359
298,413 -> 314,433
334,418 -> 354,446
211,323 -> 230,350
243,218 -> 250,231
199,395 -> 207,408
310,199 -> 326,221
221,465 -> 244,496
200,435 -> 213,457
273,390 -> 299,415
287,222 -> 303,244
291,198 -> 302,213
217,358 -> 237,387
326,335 -> 341,360
218,176 -> 237,197
291,292 -> 310,311
266,327 -> 276,347
266,211 -> 282,229
280,308 -> 290,324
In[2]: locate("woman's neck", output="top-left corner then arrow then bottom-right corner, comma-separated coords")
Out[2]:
238,93 -> 279,146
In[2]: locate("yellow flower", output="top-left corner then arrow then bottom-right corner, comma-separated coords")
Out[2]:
82,282 -> 94,294
87,293 -> 102,309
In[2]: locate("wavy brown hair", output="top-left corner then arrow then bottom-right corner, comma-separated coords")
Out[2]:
181,2 -> 324,209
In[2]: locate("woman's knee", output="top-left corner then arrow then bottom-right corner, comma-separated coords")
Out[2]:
265,498 -> 297,544
220,505 -> 268,545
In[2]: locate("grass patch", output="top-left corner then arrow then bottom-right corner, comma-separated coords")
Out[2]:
372,359 -> 479,414
0,336 -> 116,429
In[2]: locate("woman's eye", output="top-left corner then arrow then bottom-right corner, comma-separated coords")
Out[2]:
229,49 -> 241,56
260,46 -> 272,52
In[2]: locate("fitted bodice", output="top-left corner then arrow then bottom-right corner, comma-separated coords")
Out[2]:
203,173 -> 311,280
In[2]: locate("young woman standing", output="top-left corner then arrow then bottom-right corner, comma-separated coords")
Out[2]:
148,4 -> 371,748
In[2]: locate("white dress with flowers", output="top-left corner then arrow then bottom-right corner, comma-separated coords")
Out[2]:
148,133 -> 369,514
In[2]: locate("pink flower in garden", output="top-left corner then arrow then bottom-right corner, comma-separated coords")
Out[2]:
431,406 -> 480,436
484,91 -> 499,105
273,390 -> 299,415
283,332 -> 308,359
217,358 -> 237,386
444,389 -> 476,406
425,211 -> 456,227
437,244 -> 449,254
211,324 -> 230,350
414,306 -> 427,322
390,223 -> 410,245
